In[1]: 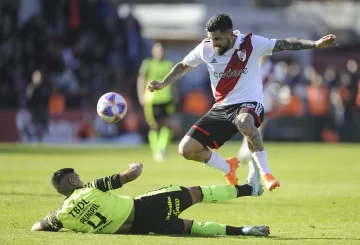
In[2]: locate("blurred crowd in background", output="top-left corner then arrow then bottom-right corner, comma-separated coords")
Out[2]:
0,0 -> 359,143
0,0 -> 148,142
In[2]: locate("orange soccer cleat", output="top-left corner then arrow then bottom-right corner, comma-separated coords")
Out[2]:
223,157 -> 239,185
262,173 -> 280,191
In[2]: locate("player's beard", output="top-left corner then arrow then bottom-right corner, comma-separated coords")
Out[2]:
214,39 -> 231,56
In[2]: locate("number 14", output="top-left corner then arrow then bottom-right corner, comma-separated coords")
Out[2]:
87,212 -> 107,229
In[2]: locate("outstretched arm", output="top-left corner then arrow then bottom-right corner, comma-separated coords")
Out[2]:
273,38 -> 316,52
31,211 -> 63,232
272,34 -> 337,52
119,163 -> 143,186
85,163 -> 143,192
161,62 -> 193,87
148,62 -> 193,92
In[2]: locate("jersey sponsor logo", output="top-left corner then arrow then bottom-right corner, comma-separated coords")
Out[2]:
237,50 -> 246,61
166,196 -> 172,220
68,199 -> 90,218
214,68 -> 248,79
210,58 -> 218,64
166,196 -> 181,220
173,198 -> 181,216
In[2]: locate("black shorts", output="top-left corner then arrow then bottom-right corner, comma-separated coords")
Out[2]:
186,102 -> 264,149
144,102 -> 175,124
128,185 -> 193,235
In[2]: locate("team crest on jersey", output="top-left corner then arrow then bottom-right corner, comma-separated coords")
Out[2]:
237,50 -> 246,61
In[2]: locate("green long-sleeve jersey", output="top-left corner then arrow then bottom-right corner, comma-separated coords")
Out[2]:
40,175 -> 133,234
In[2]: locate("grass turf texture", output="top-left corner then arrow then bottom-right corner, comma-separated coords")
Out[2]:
0,142 -> 359,245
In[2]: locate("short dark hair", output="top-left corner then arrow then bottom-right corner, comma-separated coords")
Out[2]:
51,168 -> 74,189
206,13 -> 233,33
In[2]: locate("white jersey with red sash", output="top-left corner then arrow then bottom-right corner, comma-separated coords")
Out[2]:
183,30 -> 276,106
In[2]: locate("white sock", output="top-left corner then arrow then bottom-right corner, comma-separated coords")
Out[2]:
205,150 -> 230,174
252,151 -> 272,175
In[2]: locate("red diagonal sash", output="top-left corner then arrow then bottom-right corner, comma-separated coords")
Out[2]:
215,33 -> 253,103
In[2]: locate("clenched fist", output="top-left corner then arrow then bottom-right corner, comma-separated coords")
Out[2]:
315,34 -> 337,48
148,80 -> 165,92
128,162 -> 143,173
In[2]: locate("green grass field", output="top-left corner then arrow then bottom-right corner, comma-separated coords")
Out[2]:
0,142 -> 359,245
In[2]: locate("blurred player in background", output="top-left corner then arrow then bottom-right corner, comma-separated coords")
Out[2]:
148,13 -> 337,190
16,105 -> 33,142
137,42 -> 177,162
238,56 -> 281,164
31,161 -> 269,236
25,70 -> 50,143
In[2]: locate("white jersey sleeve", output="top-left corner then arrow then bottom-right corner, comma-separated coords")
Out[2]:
252,35 -> 277,56
182,42 -> 204,67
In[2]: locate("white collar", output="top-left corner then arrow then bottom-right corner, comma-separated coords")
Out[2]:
221,30 -> 242,56
232,30 -> 242,50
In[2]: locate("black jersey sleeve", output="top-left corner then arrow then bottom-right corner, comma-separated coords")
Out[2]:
83,174 -> 122,192
40,211 -> 63,232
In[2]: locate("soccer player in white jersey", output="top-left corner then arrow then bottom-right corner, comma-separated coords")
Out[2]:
148,13 -> 337,191
238,56 -> 282,164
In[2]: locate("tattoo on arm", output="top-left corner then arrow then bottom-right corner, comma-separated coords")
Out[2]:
162,62 -> 193,87
273,38 -> 316,52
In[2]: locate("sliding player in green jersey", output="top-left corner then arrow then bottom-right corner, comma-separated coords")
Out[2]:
31,161 -> 269,236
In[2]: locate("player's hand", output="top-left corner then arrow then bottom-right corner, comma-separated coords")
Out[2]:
129,162 -> 143,173
129,162 -> 143,175
148,80 -> 165,92
315,34 -> 337,48
120,162 -> 143,185
128,162 -> 143,180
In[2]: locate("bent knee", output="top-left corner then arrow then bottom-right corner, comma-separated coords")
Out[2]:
178,136 -> 203,160
236,113 -> 255,133
182,219 -> 194,234
178,142 -> 196,160
237,112 -> 254,124
187,186 -> 202,204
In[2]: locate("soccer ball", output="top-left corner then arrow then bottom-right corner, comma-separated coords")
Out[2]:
97,92 -> 127,123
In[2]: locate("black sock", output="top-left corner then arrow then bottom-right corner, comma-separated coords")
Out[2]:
235,184 -> 253,197
226,225 -> 244,235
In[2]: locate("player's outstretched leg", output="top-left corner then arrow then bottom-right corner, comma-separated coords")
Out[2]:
197,161 -> 263,202
187,162 -> 263,207
179,136 -> 239,185
235,112 -> 280,191
175,169 -> 267,237
182,219 -> 270,237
